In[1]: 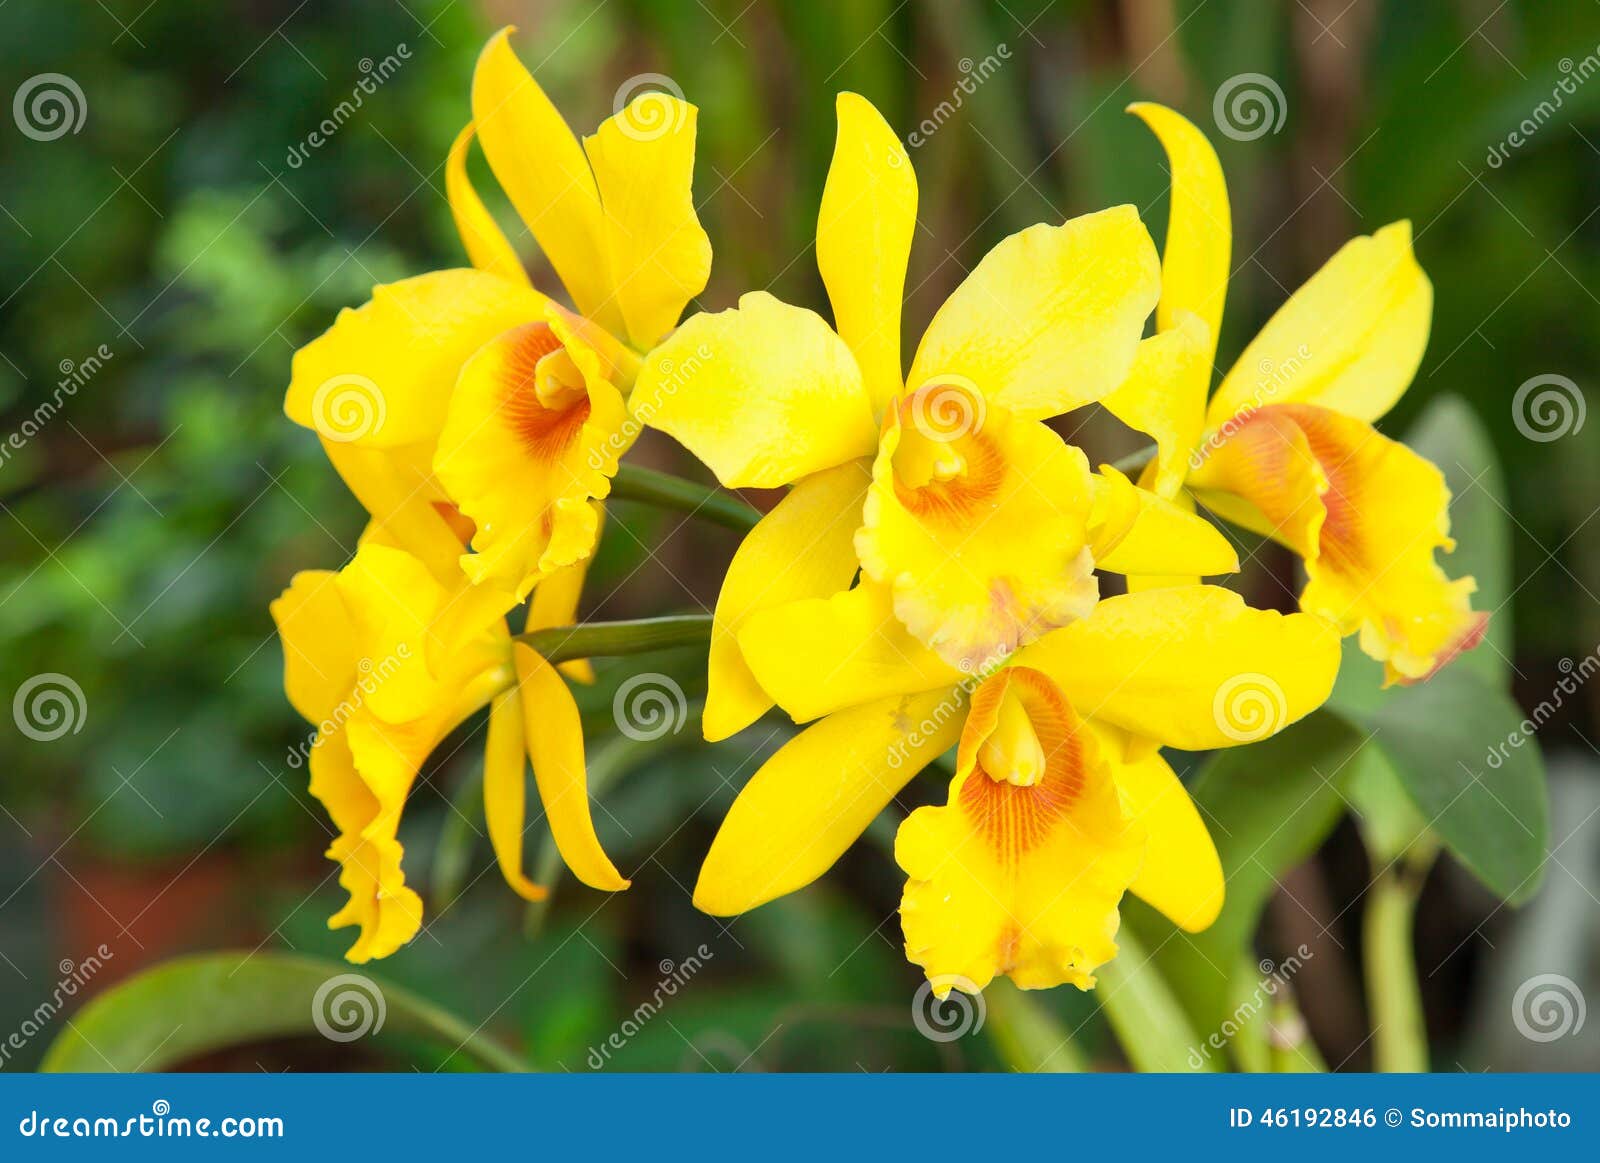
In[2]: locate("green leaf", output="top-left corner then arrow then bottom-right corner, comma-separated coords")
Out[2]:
1344,665 -> 1548,904
1126,712 -> 1370,1048
1097,927 -> 1218,1073
40,952 -> 529,1073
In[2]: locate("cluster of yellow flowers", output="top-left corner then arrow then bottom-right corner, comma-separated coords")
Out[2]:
271,31 -> 1486,992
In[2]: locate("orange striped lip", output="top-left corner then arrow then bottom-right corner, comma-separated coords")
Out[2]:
497,322 -> 591,459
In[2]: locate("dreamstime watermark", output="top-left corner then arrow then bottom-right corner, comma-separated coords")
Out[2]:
1187,945 -> 1313,1069
0,344 -> 114,469
285,45 -> 411,169
1487,47 -> 1600,168
1485,646 -> 1598,769
1212,672 -> 1287,743
0,944 -> 114,1067
309,373 -> 387,442
612,73 -> 688,143
905,45 -> 1012,149
910,377 -> 985,443
286,645 -> 411,769
1512,973 -> 1586,1043
1212,72 -> 1287,142
13,672 -> 87,742
612,673 -> 688,742
13,73 -> 86,141
1512,373 -> 1585,442
311,973 -> 386,1042
590,343 -> 713,471
585,945 -> 713,1068
911,975 -> 985,1042
883,650 -> 1012,771
17,1101 -> 283,1139
1188,345 -> 1311,469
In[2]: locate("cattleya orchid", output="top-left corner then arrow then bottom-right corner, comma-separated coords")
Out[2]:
639,93 -> 1239,737
1104,103 -> 1486,685
272,27 -> 712,959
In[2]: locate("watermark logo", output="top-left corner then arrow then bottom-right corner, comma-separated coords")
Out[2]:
285,45 -> 410,169
1212,72 -> 1287,142
612,73 -> 688,142
311,374 -> 386,443
13,74 -> 86,141
14,673 -> 87,742
311,973 -> 386,1042
1487,47 -> 1600,168
905,45 -> 1012,149
909,377 -> 985,443
612,673 -> 688,742
0,944 -> 114,1067
1512,973 -> 1586,1043
1188,945 -> 1313,1069
1512,373 -> 1584,442
585,944 -> 712,1069
911,975 -> 985,1042
1212,673 -> 1286,743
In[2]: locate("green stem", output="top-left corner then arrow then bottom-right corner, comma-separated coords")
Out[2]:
983,979 -> 1088,1072
1107,443 -> 1158,476
514,614 -> 711,664
611,463 -> 761,531
1363,862 -> 1431,1072
1097,927 -> 1218,1072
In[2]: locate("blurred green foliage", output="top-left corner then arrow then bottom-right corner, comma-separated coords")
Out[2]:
1,0 -> 1595,1071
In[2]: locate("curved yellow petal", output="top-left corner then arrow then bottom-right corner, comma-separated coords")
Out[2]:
1206,222 -> 1432,428
906,206 -> 1160,420
856,383 -> 1099,671
704,459 -> 871,742
694,687 -> 966,915
1016,586 -> 1340,751
271,568 -> 358,726
897,667 -> 1144,992
583,94 -> 712,349
472,28 -> 614,329
286,269 -> 547,449
484,688 -> 549,901
513,644 -> 629,892
633,291 -> 877,488
446,121 -> 529,287
1090,465 -> 1237,577
739,581 -> 963,723
1100,311 -> 1210,498
817,92 -> 915,413
1189,403 -> 1486,684
322,438 -> 467,585
1106,736 -> 1222,932
1126,102 -> 1230,358
527,513 -> 602,685
434,319 -> 628,599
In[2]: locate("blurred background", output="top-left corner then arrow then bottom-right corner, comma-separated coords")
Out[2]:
1,0 -> 1597,1071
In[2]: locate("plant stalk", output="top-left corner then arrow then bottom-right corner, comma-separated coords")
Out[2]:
514,614 -> 712,664
611,463 -> 761,531
1363,863 -> 1431,1072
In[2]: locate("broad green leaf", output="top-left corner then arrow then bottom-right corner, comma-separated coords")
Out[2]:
40,952 -> 528,1073
1097,927 -> 1218,1073
1346,665 -> 1548,904
1125,711 -> 1370,1050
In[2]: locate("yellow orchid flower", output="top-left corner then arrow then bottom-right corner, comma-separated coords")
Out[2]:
694,585 -> 1342,993
270,540 -> 628,963
1105,102 -> 1487,685
284,27 -> 710,602
636,93 -> 1238,733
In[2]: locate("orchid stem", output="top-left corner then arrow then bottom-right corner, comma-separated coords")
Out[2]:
514,614 -> 712,663
611,463 -> 761,531
1363,858 -> 1432,1072
1106,443 -> 1157,476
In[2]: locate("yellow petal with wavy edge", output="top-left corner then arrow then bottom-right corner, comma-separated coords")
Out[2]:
271,569 -> 358,726
856,382 -> 1099,671
739,581 -> 963,724
704,460 -> 871,741
446,121 -> 528,287
1098,728 -> 1223,932
513,644 -> 630,892
287,269 -> 547,448
818,92 -> 915,413
1206,222 -> 1432,428
484,688 -> 549,901
584,95 -> 712,349
527,511 -> 602,685
1089,465 -> 1237,577
1016,586 -> 1340,751
1127,103 -> 1230,357
1100,312 -> 1211,498
434,319 -> 628,599
897,667 -> 1144,992
634,291 -> 877,488
471,28 -> 615,330
1189,403 -> 1486,684
322,438 -> 468,585
694,687 -> 966,915
906,206 -> 1160,420
331,545 -> 454,724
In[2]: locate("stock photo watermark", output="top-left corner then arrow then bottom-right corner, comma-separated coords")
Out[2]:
285,45 -> 411,169
585,945 -> 713,1069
